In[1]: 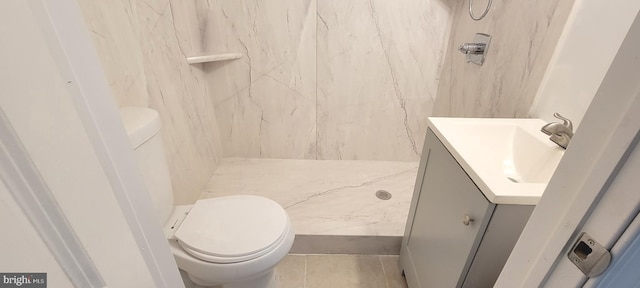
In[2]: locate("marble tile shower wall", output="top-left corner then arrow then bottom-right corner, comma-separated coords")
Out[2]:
202,0 -> 453,161
78,0 -> 223,205
432,0 -> 576,118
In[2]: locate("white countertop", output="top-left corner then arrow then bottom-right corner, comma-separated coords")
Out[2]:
428,117 -> 565,205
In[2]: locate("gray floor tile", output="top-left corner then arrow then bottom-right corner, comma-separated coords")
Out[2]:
306,254 -> 387,288
380,255 -> 408,288
276,255 -> 307,288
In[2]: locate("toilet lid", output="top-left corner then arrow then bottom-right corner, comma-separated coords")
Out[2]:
174,195 -> 289,263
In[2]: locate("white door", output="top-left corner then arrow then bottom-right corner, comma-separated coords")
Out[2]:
0,0 -> 184,287
495,6 -> 640,288
0,177 -> 77,287
544,137 -> 640,287
589,217 -> 640,287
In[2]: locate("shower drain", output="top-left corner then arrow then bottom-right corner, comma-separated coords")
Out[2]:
375,190 -> 392,200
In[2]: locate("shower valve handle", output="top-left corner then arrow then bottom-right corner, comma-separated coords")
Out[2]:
458,43 -> 486,55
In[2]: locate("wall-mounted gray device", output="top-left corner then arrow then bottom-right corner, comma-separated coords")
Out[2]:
458,33 -> 491,66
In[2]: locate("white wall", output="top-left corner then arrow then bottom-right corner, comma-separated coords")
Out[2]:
0,1 -> 180,286
530,0 -> 640,129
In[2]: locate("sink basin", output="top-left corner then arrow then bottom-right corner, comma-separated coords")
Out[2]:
428,118 -> 565,205
505,126 -> 564,183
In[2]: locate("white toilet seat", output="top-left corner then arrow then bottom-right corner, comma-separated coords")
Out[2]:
174,195 -> 290,264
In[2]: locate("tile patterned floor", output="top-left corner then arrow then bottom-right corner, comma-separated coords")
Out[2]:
276,254 -> 408,288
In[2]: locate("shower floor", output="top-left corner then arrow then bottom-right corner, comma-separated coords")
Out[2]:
200,158 -> 419,254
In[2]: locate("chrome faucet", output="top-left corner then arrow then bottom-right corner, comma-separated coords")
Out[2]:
458,43 -> 487,55
541,113 -> 573,149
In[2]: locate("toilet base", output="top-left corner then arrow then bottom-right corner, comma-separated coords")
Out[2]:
188,270 -> 280,288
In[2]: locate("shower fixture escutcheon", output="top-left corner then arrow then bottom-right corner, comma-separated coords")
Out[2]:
459,33 -> 491,65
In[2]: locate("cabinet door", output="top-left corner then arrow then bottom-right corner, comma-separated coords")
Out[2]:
404,130 -> 494,288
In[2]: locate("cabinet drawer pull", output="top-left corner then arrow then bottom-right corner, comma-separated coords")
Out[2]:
463,214 -> 474,226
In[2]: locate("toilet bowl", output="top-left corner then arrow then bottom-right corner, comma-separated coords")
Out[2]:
119,107 -> 294,287
166,196 -> 295,288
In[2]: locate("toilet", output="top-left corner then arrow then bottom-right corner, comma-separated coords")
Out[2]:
119,107 -> 294,288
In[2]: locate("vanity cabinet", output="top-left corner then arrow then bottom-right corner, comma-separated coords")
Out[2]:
400,129 -> 534,288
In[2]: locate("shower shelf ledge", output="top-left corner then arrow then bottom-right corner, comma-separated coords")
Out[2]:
186,52 -> 242,64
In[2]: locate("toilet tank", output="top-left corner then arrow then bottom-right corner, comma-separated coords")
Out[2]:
119,107 -> 174,224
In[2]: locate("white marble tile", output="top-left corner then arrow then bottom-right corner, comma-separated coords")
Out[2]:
199,0 -> 451,161
201,158 -> 418,236
132,0 -> 224,204
78,0 -> 224,205
210,73 -> 317,158
202,0 -> 318,159
317,0 -> 453,161
433,0 -> 576,118
76,0 -> 149,106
